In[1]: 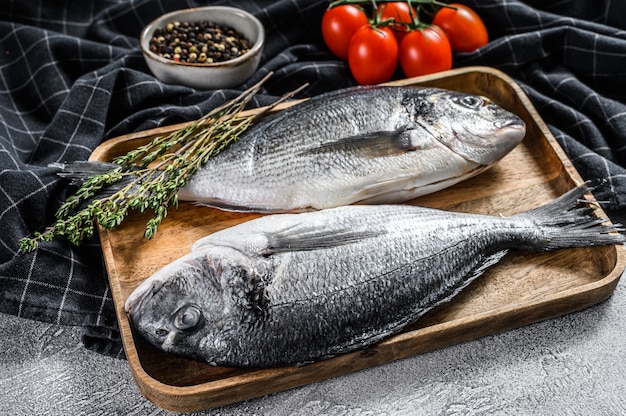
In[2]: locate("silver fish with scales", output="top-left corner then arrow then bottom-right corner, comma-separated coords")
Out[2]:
125,183 -> 625,367
177,85 -> 526,212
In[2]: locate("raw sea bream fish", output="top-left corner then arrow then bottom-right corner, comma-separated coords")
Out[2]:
55,86 -> 525,213
177,85 -> 526,212
125,183 -> 626,368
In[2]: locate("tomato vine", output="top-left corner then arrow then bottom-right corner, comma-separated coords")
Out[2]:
321,1 -> 489,84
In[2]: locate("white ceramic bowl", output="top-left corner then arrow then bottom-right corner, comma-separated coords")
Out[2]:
140,6 -> 264,89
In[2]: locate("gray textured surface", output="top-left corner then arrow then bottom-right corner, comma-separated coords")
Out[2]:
3,210 -> 626,415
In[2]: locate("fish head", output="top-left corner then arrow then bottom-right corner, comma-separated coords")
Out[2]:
405,88 -> 526,165
124,249 -> 246,363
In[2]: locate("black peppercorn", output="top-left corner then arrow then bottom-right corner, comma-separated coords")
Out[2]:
149,19 -> 252,64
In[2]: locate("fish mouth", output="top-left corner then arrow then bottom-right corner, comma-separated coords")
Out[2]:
452,117 -> 526,165
125,278 -> 164,319
125,253 -> 207,314
491,118 -> 526,157
494,118 -> 526,141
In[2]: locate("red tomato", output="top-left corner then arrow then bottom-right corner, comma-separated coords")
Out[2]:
348,25 -> 398,85
432,3 -> 488,52
399,26 -> 452,77
321,5 -> 369,60
378,2 -> 416,42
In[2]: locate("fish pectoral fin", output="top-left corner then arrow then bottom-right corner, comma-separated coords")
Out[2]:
349,176 -> 416,205
302,128 -> 435,158
261,225 -> 383,255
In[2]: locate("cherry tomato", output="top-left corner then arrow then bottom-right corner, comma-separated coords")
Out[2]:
321,5 -> 369,60
348,25 -> 398,85
378,2 -> 416,42
399,26 -> 452,78
432,3 -> 488,52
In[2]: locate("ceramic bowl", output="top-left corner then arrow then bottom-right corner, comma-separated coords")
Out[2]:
140,6 -> 264,89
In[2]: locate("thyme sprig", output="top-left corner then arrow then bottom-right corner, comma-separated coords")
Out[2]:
20,73 -> 307,253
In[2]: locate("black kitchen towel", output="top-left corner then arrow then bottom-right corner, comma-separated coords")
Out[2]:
1,0 -> 625,357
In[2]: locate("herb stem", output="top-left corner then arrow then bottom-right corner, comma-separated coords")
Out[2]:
19,73 -> 308,252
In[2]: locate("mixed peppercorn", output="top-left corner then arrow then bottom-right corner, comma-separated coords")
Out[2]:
149,20 -> 252,64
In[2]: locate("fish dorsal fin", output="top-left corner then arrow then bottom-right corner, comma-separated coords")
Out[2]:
350,177 -> 415,203
301,127 -> 435,158
422,249 -> 509,308
261,224 -> 383,256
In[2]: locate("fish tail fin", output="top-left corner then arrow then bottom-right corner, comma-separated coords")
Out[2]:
49,161 -> 137,199
516,180 -> 625,250
49,161 -> 120,185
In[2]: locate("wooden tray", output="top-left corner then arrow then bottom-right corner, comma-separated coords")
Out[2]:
92,66 -> 626,412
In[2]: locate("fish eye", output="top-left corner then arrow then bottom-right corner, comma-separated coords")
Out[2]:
454,95 -> 484,109
173,304 -> 203,331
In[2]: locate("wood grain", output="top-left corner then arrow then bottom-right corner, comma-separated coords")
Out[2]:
91,66 -> 626,412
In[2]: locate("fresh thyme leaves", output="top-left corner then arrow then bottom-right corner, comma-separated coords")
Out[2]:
19,73 -> 307,253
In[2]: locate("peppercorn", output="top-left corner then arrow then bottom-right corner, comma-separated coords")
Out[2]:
149,19 -> 252,64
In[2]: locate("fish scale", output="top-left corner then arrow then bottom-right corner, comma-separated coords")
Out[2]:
126,183 -> 626,367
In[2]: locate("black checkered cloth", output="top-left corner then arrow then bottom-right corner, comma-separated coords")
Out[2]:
1,0 -> 625,357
